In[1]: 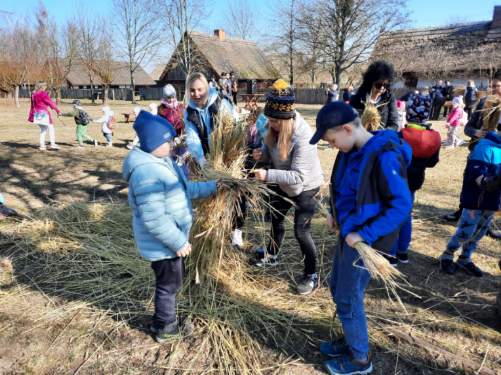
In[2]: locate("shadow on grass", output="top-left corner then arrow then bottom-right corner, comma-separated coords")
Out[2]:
0,202 -> 499,374
0,142 -> 127,210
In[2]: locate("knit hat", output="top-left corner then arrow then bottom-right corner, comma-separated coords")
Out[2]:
163,84 -> 177,98
452,96 -> 463,107
133,111 -> 177,153
264,79 -> 295,119
310,101 -> 358,144
72,99 -> 81,106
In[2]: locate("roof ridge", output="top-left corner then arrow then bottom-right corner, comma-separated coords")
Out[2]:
381,21 -> 490,36
190,31 -> 258,45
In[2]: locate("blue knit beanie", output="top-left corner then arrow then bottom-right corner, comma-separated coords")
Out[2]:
133,110 -> 177,153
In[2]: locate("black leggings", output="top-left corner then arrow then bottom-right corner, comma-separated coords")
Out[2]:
268,186 -> 319,275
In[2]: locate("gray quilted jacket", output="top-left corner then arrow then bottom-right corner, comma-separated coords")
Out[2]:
261,112 -> 324,197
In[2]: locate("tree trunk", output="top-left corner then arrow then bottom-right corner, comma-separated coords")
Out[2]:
130,70 -> 136,104
103,86 -> 109,105
14,85 -> 19,108
90,74 -> 95,104
56,87 -> 62,105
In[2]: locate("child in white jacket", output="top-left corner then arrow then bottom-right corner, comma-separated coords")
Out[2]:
94,106 -> 114,146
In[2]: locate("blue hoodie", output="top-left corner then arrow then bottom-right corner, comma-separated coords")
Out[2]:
331,130 -> 412,253
460,131 -> 501,211
122,148 -> 216,261
184,87 -> 235,165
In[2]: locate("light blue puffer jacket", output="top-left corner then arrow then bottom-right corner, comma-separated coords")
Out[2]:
123,148 -> 216,261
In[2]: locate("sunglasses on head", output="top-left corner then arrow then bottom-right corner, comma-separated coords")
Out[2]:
374,82 -> 389,89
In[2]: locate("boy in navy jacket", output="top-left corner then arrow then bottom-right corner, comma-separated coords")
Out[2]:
440,126 -> 501,277
310,102 -> 412,375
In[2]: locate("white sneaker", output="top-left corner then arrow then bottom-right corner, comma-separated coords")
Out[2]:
106,143 -> 113,147
49,144 -> 60,150
231,229 -> 244,248
94,140 -> 98,147
39,146 -> 47,151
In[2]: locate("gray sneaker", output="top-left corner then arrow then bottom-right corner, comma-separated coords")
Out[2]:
297,274 -> 319,295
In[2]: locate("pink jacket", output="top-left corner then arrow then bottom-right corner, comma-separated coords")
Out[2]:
447,107 -> 463,127
28,91 -> 61,124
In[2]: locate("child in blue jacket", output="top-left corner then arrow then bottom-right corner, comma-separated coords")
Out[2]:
440,126 -> 501,277
310,101 -> 412,375
123,111 -> 218,342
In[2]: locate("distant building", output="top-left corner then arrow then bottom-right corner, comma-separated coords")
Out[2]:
65,62 -> 155,90
373,6 -> 501,89
158,29 -> 280,96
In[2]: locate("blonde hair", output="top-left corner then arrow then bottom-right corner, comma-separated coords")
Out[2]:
265,118 -> 294,161
187,72 -> 209,92
35,81 -> 47,91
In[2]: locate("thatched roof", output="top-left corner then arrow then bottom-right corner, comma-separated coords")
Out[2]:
160,30 -> 280,81
373,6 -> 501,77
66,62 -> 155,86
149,64 -> 165,82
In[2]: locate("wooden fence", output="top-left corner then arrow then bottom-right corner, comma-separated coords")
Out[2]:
294,88 -> 327,105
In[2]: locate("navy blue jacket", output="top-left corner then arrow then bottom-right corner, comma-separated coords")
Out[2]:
460,131 -> 501,211
331,130 -> 413,253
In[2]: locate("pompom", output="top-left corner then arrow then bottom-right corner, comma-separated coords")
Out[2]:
272,79 -> 290,92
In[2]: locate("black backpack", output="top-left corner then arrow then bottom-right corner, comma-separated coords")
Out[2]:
77,110 -> 90,125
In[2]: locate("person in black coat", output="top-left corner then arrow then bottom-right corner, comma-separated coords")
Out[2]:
430,80 -> 445,120
350,61 -> 399,130
464,80 -> 478,117
442,81 -> 454,117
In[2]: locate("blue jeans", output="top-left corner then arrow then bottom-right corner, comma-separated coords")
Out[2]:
393,192 -> 415,255
330,241 -> 371,361
443,209 -> 494,262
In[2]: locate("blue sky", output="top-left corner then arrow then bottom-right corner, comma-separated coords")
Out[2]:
1,0 -> 499,71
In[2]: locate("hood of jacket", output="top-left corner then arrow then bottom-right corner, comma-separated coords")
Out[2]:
122,148 -> 172,182
361,129 -> 412,167
187,87 -> 220,112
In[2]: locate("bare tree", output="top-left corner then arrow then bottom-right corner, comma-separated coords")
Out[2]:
77,16 -> 100,103
0,22 -> 36,107
160,0 -> 210,78
113,0 -> 162,103
225,0 -> 256,40
93,31 -> 114,104
300,0 -> 408,84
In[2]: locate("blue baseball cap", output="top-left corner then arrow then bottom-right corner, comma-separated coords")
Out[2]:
310,101 -> 358,144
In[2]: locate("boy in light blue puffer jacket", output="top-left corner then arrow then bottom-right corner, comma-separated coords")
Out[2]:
123,110 -> 217,342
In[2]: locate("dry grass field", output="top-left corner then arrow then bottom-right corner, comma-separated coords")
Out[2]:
0,99 -> 500,375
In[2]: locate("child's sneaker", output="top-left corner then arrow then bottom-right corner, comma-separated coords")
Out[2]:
324,353 -> 373,374
440,258 -> 457,275
231,229 -> 243,248
254,254 -> 278,267
39,146 -> 47,151
457,259 -> 483,277
49,144 -> 60,150
150,317 -> 194,343
297,273 -> 319,295
383,254 -> 398,267
396,252 -> 409,264
319,338 -> 349,358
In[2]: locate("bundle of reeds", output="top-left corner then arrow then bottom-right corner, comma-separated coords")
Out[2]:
361,95 -> 382,131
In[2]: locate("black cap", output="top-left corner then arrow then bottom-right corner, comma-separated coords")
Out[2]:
72,99 -> 81,106
310,101 -> 358,144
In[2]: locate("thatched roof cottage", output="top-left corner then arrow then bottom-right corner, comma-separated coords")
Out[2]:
373,6 -> 501,89
158,29 -> 280,95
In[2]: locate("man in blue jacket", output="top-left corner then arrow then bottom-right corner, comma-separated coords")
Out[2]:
123,111 -> 218,342
310,102 -> 412,375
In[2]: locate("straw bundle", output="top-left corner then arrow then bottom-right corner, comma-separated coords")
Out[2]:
361,96 -> 382,131
353,241 -> 410,308
186,112 -> 272,284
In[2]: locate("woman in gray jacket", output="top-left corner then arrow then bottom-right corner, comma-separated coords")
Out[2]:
252,79 -> 324,295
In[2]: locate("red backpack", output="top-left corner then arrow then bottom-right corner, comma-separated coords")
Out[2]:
401,125 -> 441,159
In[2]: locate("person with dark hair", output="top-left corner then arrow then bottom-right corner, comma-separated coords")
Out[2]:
464,80 -> 478,117
429,80 -> 445,120
342,85 -> 353,103
350,60 -> 399,130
